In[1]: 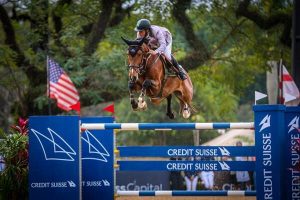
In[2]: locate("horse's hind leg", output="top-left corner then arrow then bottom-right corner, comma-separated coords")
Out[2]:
166,95 -> 175,119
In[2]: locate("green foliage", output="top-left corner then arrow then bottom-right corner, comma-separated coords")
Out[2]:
131,0 -> 173,20
112,0 -> 291,145
190,66 -> 239,122
0,119 -> 28,199
0,0 -> 294,145
0,130 -> 28,200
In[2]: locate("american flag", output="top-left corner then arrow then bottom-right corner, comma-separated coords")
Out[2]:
48,57 -> 80,114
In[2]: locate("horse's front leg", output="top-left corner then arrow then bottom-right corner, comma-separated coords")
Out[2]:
128,81 -> 138,111
181,102 -> 191,119
166,94 -> 175,119
137,79 -> 152,110
130,93 -> 139,111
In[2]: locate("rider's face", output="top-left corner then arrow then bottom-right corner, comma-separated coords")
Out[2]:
138,30 -> 147,38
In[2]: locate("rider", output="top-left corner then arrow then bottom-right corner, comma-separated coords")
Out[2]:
135,18 -> 187,80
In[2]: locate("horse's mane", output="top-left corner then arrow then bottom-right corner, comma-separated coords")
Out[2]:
140,42 -> 151,52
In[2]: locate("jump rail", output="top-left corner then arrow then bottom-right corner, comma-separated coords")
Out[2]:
116,190 -> 257,196
81,122 -> 254,131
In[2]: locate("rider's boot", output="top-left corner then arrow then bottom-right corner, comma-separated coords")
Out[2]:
171,55 -> 187,80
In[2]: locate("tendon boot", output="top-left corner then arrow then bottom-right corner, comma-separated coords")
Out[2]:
171,55 -> 187,80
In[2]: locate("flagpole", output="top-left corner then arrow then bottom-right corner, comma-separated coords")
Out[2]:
46,1 -> 51,115
278,58 -> 284,104
47,56 -> 52,115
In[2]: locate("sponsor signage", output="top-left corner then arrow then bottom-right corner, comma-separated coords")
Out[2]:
253,105 -> 285,200
284,107 -> 300,200
29,116 -> 80,200
119,146 -> 255,157
29,105 -> 293,200
81,117 -> 114,200
118,160 -> 255,171
116,171 -> 170,191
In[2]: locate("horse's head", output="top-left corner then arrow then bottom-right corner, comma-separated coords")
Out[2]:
122,37 -> 150,83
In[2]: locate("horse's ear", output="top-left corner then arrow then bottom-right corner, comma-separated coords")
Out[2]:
121,36 -> 132,46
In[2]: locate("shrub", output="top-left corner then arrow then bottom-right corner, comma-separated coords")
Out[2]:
0,118 -> 28,200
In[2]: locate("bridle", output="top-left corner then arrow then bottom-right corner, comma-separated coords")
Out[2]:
127,45 -> 150,76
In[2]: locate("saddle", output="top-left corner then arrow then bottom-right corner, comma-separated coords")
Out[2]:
159,54 -> 179,76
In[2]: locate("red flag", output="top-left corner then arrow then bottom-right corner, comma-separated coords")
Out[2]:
70,102 -> 81,115
282,65 -> 300,105
103,104 -> 114,113
48,57 -> 81,114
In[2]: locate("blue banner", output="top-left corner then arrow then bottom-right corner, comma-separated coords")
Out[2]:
118,146 -> 255,157
29,116 -> 80,200
284,107 -> 300,200
253,105 -> 285,200
116,171 -> 170,191
118,160 -> 255,171
81,117 -> 114,200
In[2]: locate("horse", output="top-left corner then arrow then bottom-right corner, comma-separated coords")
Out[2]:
121,37 -> 194,119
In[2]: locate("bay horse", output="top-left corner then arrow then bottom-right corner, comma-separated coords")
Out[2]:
122,37 -> 194,119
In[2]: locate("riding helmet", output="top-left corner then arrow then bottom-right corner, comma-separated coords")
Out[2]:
134,19 -> 151,31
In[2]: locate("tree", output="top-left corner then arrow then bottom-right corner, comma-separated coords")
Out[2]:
0,0 -> 294,131
0,0 -> 133,120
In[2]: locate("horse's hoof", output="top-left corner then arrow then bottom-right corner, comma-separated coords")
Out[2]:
138,97 -> 146,109
140,103 -> 147,111
132,104 -> 138,110
183,109 -> 191,119
166,112 -> 175,119
138,101 -> 147,110
131,101 -> 138,111
138,97 -> 143,104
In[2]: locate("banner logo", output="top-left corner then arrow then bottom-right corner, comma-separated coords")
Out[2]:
259,114 -> 271,132
103,180 -> 111,186
67,181 -> 76,187
81,130 -> 110,162
219,161 -> 230,170
31,128 -> 76,161
218,147 -> 230,156
288,116 -> 299,133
